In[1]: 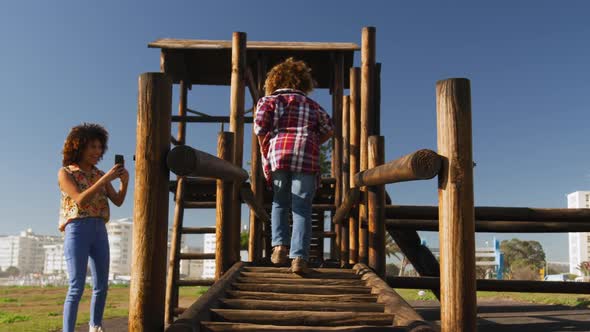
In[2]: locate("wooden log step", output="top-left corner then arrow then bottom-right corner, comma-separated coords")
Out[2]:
201,322 -> 406,332
182,226 -> 216,234
210,309 -> 395,326
179,253 -> 216,260
239,271 -> 361,280
231,283 -> 372,295
220,299 -> 385,312
236,276 -> 364,286
177,279 -> 215,287
243,267 -> 355,274
183,201 -> 217,209
225,290 -> 378,303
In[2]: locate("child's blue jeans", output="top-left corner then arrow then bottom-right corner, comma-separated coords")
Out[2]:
271,170 -> 316,260
62,217 -> 110,331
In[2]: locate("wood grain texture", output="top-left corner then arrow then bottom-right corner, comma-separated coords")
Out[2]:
367,136 -> 386,277
354,149 -> 441,187
349,67 -> 361,265
436,78 -> 476,332
130,72 -> 172,332
216,132 -> 236,279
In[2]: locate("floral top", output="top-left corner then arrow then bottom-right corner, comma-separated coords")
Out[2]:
58,165 -> 110,232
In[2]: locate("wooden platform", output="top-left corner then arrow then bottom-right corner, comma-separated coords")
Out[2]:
167,264 -> 435,332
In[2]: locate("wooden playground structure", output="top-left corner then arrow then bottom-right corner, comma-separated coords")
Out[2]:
129,27 -> 590,332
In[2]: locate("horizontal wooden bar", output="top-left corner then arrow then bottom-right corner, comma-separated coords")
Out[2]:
220,298 -> 384,312
177,279 -> 215,287
172,115 -> 254,123
386,205 -> 590,222
179,253 -> 216,260
224,290 -> 378,304
210,309 -> 394,326
167,144 -> 249,181
200,322 -> 406,332
353,149 -> 441,187
182,227 -> 216,234
183,201 -> 216,209
386,218 -> 590,232
387,276 -> 590,294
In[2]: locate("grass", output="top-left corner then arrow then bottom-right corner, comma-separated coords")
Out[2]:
395,288 -> 590,308
0,285 -> 208,332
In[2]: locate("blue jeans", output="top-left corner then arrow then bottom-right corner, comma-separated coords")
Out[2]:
63,217 -> 110,331
271,170 -> 316,260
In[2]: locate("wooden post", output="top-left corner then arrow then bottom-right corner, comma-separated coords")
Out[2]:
359,27 -> 376,264
230,32 -> 247,263
436,78 -> 476,332
129,72 -> 172,332
177,80 -> 188,144
249,56 -> 266,262
367,136 -> 385,277
216,132 -> 236,279
340,95 -> 350,266
349,67 -> 360,265
330,53 -> 344,261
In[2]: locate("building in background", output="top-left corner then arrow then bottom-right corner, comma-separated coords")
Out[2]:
202,234 -> 216,279
106,218 -> 134,278
568,191 -> 590,276
43,243 -> 66,275
0,229 -> 62,274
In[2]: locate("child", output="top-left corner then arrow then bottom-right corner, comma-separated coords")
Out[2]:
254,58 -> 334,274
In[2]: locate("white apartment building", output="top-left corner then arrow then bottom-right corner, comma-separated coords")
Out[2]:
568,191 -> 590,276
106,218 -> 134,277
44,244 -> 66,275
0,229 -> 62,274
202,234 -> 216,279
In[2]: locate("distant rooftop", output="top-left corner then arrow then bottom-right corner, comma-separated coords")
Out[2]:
149,39 -> 359,88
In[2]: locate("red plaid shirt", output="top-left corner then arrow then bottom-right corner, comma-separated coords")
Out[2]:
254,89 -> 334,185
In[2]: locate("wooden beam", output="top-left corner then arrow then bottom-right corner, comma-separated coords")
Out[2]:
353,149 -> 441,187
129,72 -> 172,332
210,309 -> 394,326
332,188 -> 360,225
172,115 -> 253,123
353,264 -> 435,331
386,218 -> 590,232
349,67 -> 361,265
437,78 -> 476,332
166,262 -> 244,332
386,205 -> 590,222
200,322 -> 406,332
367,136 -> 385,277
230,31 -> 247,266
359,27 -> 376,265
341,95 -> 351,266
387,276 -> 590,294
167,145 -> 249,181
239,186 -> 271,223
216,132 -> 236,279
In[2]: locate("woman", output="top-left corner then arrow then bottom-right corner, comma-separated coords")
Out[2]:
254,58 -> 334,274
57,123 -> 129,332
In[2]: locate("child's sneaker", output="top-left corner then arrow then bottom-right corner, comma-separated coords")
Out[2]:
291,257 -> 310,275
271,245 -> 289,265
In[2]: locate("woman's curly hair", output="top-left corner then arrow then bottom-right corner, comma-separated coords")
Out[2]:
264,57 -> 315,96
62,123 -> 109,166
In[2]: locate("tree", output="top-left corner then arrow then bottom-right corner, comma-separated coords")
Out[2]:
240,231 -> 249,251
5,266 -> 20,277
319,142 -> 332,177
500,238 -> 546,280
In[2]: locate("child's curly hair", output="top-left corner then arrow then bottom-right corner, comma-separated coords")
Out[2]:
264,57 -> 315,96
62,123 -> 109,166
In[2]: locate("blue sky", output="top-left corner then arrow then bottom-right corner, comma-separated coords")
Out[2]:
0,1 -> 588,262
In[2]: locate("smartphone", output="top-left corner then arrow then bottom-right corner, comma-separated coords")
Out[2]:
115,154 -> 124,166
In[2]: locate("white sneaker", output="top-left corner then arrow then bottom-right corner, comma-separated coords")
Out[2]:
89,325 -> 104,332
